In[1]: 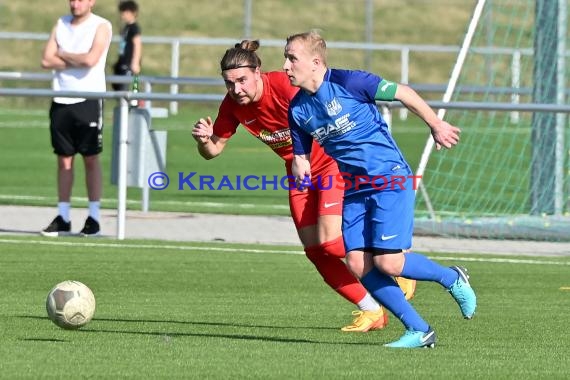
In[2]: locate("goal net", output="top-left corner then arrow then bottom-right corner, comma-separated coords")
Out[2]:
414,0 -> 570,241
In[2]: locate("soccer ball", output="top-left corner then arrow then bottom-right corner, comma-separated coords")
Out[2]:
46,280 -> 96,330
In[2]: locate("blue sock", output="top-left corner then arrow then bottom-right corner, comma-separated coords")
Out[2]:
361,268 -> 429,332
401,252 -> 459,288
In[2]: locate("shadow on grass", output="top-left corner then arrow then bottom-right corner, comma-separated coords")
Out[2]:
0,228 -> 38,235
19,338 -> 67,343
19,315 -> 340,331
18,315 -> 380,346
81,328 -> 380,346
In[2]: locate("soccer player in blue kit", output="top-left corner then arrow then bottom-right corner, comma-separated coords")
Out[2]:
284,31 -> 477,348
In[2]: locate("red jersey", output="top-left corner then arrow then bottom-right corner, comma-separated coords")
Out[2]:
213,71 -> 333,173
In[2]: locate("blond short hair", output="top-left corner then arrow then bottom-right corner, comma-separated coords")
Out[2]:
286,30 -> 327,66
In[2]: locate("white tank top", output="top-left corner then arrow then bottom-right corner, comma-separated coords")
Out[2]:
53,13 -> 111,104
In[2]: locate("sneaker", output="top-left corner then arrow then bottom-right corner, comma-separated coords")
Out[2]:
384,328 -> 437,348
40,215 -> 71,237
79,216 -> 100,237
341,307 -> 388,332
394,277 -> 417,300
448,266 -> 477,319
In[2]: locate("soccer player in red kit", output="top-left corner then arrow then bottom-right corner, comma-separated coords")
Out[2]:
191,40 -> 415,332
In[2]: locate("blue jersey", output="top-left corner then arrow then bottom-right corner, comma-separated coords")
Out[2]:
289,69 -> 411,196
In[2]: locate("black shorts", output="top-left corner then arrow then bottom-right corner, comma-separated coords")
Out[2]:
49,99 -> 104,156
112,62 -> 132,91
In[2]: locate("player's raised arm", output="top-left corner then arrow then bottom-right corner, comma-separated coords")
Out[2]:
192,116 -> 228,160
394,83 -> 461,150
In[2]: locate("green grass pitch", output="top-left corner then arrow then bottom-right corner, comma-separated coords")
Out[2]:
0,236 -> 569,378
0,104 -> 427,215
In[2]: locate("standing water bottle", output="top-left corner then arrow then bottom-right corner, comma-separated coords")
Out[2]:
130,74 -> 139,108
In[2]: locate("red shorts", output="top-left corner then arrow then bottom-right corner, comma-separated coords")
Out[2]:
286,159 -> 343,229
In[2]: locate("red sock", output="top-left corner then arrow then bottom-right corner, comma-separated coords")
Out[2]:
319,236 -> 346,258
305,241 -> 366,305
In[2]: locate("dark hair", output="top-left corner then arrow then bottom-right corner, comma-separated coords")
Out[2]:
220,40 -> 262,72
118,0 -> 138,13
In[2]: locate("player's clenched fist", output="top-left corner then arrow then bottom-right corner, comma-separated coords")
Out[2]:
192,116 -> 214,144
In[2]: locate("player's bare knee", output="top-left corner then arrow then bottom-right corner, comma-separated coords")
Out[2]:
373,250 -> 405,276
345,254 -> 364,279
83,154 -> 99,162
57,156 -> 74,170
376,263 -> 401,277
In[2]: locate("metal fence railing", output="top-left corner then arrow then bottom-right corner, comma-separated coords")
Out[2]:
2,86 -> 569,240
0,70 -> 543,123
0,31 -> 538,115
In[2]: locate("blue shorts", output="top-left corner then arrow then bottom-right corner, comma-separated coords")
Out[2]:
342,179 -> 415,253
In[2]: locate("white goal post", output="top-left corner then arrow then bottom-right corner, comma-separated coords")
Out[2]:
414,0 -> 487,220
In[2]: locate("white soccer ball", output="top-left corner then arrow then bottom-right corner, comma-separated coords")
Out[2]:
46,280 -> 96,330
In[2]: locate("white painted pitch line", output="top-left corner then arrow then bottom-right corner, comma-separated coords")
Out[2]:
0,238 -> 568,266
0,194 -> 289,210
426,255 -> 570,266
0,121 -> 48,128
0,238 -> 301,255
0,109 -> 47,116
